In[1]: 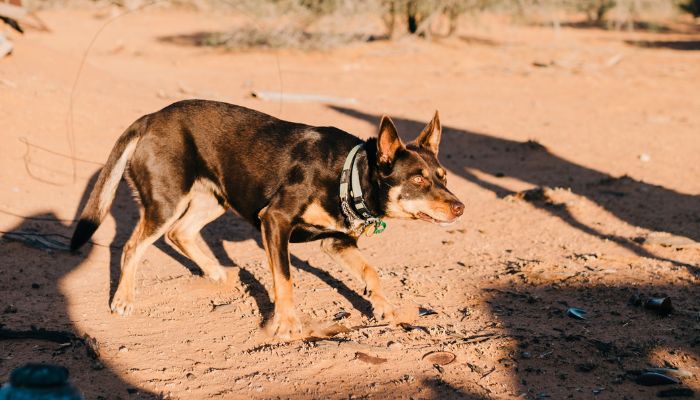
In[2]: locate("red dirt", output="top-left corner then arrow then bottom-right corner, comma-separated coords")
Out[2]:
1,7 -> 699,400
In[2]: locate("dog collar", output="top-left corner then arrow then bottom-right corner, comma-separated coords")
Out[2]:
339,144 -> 386,235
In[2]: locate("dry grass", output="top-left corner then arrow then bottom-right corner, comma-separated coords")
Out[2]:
19,0 -> 692,50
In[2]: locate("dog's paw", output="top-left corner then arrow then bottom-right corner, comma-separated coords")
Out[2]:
110,293 -> 134,316
267,311 -> 303,340
204,265 -> 228,283
371,295 -> 396,322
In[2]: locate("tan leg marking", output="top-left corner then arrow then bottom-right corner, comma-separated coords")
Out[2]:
111,199 -> 189,316
165,187 -> 227,282
321,239 -> 395,321
259,206 -> 302,339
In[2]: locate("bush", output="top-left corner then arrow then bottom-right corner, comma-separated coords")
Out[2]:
577,0 -> 617,23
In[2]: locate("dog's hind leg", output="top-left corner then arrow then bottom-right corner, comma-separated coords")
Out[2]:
111,196 -> 189,316
165,184 -> 227,282
321,237 -> 396,321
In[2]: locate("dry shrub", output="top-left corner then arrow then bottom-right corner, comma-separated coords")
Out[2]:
172,27 -> 373,50
197,0 -> 385,48
513,0 -> 680,30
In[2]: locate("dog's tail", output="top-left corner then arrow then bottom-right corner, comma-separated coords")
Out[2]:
70,116 -> 148,252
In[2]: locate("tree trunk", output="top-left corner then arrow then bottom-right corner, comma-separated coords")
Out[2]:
407,0 -> 418,34
384,0 -> 396,38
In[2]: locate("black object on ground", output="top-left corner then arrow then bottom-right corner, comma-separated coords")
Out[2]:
566,307 -> 587,320
0,363 -> 83,399
644,297 -> 673,316
418,307 -> 438,317
636,372 -> 680,386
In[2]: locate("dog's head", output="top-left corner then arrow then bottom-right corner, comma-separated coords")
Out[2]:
375,112 -> 465,226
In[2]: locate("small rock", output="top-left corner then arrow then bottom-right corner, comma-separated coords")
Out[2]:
333,310 -> 350,321
3,304 -> 17,314
639,153 -> 651,162
0,34 -> 13,59
31,283 -> 40,289
90,360 -> 105,371
387,341 -> 403,350
354,352 -> 387,365
576,363 -> 596,372
532,60 -> 553,68
84,335 -> 100,359
118,345 -> 128,353
628,293 -> 644,307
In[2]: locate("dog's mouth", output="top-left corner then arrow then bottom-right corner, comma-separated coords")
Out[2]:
416,211 -> 457,226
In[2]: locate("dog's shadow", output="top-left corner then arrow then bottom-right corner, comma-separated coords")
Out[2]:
104,176 -> 374,325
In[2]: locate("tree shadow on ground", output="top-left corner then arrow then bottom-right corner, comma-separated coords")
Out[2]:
329,106 -> 700,277
557,20 -> 677,33
0,175 -> 160,398
157,30 -> 387,51
625,39 -> 700,51
483,282 -> 699,398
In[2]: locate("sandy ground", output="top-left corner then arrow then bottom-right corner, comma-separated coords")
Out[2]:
1,6 -> 699,400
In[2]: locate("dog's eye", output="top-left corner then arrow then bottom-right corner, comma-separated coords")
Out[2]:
411,175 -> 426,185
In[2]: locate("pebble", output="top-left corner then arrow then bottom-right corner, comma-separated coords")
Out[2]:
387,341 -> 402,350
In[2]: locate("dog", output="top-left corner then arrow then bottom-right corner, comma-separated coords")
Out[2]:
70,100 -> 464,339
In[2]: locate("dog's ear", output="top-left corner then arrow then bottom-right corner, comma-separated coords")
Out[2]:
377,115 -> 404,165
413,110 -> 442,155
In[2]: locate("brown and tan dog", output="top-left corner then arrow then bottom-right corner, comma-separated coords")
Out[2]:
71,100 -> 464,339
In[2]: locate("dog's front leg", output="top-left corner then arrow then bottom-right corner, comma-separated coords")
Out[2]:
321,237 -> 396,321
259,205 -> 303,339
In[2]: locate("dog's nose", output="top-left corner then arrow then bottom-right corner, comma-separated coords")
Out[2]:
450,201 -> 465,217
